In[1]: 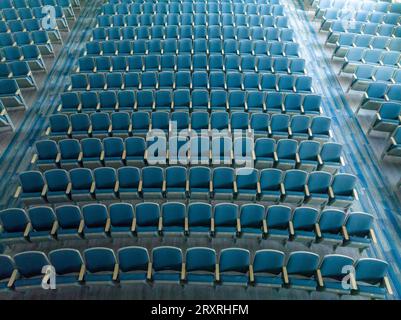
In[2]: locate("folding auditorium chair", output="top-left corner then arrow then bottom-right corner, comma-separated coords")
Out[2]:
319,142 -> 344,174
217,248 -> 250,286
184,248 -> 217,286
141,166 -> 164,199
328,173 -> 358,209
297,140 -> 320,172
26,206 -> 58,242
116,166 -> 141,200
291,207 -> 319,246
93,167 -> 118,200
284,251 -> 320,292
44,169 -> 71,203
305,171 -> 332,207
342,212 -> 377,252
165,166 -> 187,199
81,138 -> 103,168
82,248 -> 117,285
15,171 -> 46,205
275,139 -> 298,170
382,126 -> 401,159
237,202 -> 264,239
315,209 -> 346,249
69,168 -> 95,202
0,79 -> 27,109
148,247 -> 183,284
48,248 -> 84,287
32,140 -> 59,171
0,208 -> 30,244
251,249 -> 285,288
54,205 -> 84,240
160,202 -> 186,237
188,167 -> 211,200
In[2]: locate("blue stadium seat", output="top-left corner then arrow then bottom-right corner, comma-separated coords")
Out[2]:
82,203 -> 109,239
83,248 -> 117,285
0,208 -> 30,244
218,248 -> 250,286
238,204 -> 265,239
185,247 -> 216,285
150,247 -> 182,283
48,249 -> 84,287
285,251 -> 320,291
328,173 -> 358,209
55,205 -> 83,240
252,250 -> 285,288
160,202 -> 186,237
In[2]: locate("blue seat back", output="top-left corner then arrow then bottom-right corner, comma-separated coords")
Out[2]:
219,248 -> 250,273
152,247 -> 182,271
84,248 -> 116,273
286,251 -> 320,276
186,247 -> 216,272
118,246 -> 149,272
253,250 -> 285,274
49,249 -> 83,275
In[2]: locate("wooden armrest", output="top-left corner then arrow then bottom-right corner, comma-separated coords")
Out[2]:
7,270 -> 18,288
14,186 -> 22,199
186,180 -> 189,192
288,221 -> 295,236
184,217 -> 189,233
316,269 -> 324,287
273,152 -> 278,162
282,266 -> 289,284
78,220 -> 85,234
112,264 -> 119,281
90,182 -> 96,194
122,150 -> 126,161
233,181 -> 238,193
369,228 -> 377,244
181,263 -> 186,281
147,262 -> 152,281
56,152 -> 62,163
249,265 -> 254,283
295,153 -> 300,164
383,276 -> 393,295
31,154 -> 38,164
280,183 -> 286,196
237,218 -> 241,233
131,218 -> 136,233
78,265 -> 86,282
162,180 -> 166,192
252,150 -> 256,161
105,218 -> 111,233
23,222 -> 31,238
328,186 -> 334,199
263,220 -> 268,234
304,184 -> 310,197
158,217 -> 163,232
78,152 -> 83,162
215,264 -> 220,282
342,225 -> 349,241
100,151 -> 105,161
114,181 -> 119,193
41,184 -> 48,197
350,272 -> 357,290
138,180 -> 143,192
66,183 -> 72,195
51,221 -> 58,236
88,125 -> 93,134
209,180 -> 213,193
211,218 -> 215,233
315,223 -> 322,238
352,189 -> 359,201
257,182 -> 261,194
317,154 -> 323,166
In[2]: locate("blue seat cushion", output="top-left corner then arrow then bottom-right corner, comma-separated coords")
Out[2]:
241,227 -> 262,235
289,277 -> 317,290
215,226 -> 236,233
187,273 -> 215,284
220,274 -> 248,285
85,273 -> 113,283
153,272 -> 180,282
321,232 -> 343,242
268,228 -> 289,237
136,226 -> 158,233
119,272 -> 147,282
189,226 -> 210,233
15,277 -> 42,288
323,279 -> 351,294
0,232 -> 25,240
294,230 -> 315,239
254,274 -> 283,287
56,275 -> 80,285
357,284 -> 386,298
84,227 -> 105,235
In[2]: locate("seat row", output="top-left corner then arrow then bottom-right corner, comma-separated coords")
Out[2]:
0,31 -> 54,56
0,6 -> 72,29
314,0 -> 398,19
95,13 -> 288,29
382,126 -> 401,159
47,111 -> 331,142
0,78 -> 26,109
367,102 -> 401,135
340,48 -> 401,74
1,0 -> 77,10
84,38 -> 299,57
67,71 -> 313,93
0,61 -> 37,89
1,44 -> 46,71
0,245 -> 391,298
76,55 -> 306,75
348,65 -> 401,93
15,166 -> 358,208
100,2 -> 283,17
33,136 -> 343,172
0,202 -> 375,252
0,19 -> 62,43
332,34 -> 401,59
58,90 -> 322,115
356,85 -> 401,114
326,21 -> 401,45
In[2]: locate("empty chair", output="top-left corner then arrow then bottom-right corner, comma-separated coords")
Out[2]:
83,248 -> 117,285
184,248 -> 216,285
81,138 -> 102,168
310,116 -> 332,142
160,202 -> 186,237
328,174 -> 358,209
48,249 -> 84,287
252,250 -> 285,288
238,204 -> 265,238
0,208 -> 30,244
33,140 -> 59,170
354,258 -> 392,299
218,249 -> 250,286
319,143 -> 344,174
275,139 -> 298,170
254,138 -> 276,169
285,251 -> 320,291
117,246 -> 149,284
165,166 -> 187,199
82,204 -> 109,239
150,247 -> 182,283
93,167 -> 117,200
316,209 -> 346,249
13,251 -> 50,289
368,103 -> 401,134
44,169 -> 70,203
212,167 -> 235,200
259,168 -> 283,203
188,167 -> 211,200
117,166 -> 140,200
343,212 -> 376,251
142,166 -> 164,199
282,169 -> 308,205
235,168 -> 258,201
16,171 -> 46,205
